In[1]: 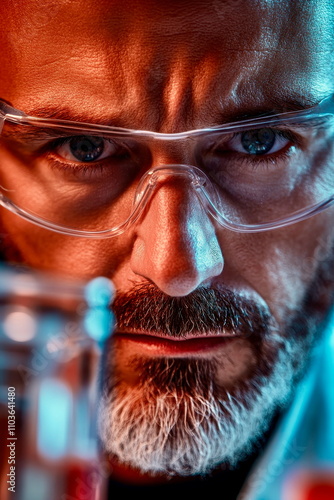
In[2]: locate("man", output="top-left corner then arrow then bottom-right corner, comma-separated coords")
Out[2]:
0,0 -> 333,498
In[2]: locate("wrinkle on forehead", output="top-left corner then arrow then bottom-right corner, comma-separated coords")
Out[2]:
0,0 -> 333,131
1,0 -> 334,54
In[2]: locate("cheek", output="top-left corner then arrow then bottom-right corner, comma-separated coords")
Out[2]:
225,216 -> 334,323
0,210 -> 132,279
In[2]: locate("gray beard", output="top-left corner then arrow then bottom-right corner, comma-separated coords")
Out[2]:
98,262 -> 333,476
98,335 -> 297,476
0,221 -> 332,477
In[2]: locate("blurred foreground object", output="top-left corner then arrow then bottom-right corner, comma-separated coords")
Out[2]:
283,470 -> 334,500
0,265 -> 114,500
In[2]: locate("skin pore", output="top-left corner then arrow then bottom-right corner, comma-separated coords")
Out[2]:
0,0 -> 334,489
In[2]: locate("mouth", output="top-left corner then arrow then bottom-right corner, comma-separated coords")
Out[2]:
113,330 -> 242,357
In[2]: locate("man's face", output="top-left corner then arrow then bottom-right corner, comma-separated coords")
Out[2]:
0,0 -> 334,478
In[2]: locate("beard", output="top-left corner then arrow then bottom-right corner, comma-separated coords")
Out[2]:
98,259 -> 334,477
0,217 -> 332,478
99,343 -> 294,476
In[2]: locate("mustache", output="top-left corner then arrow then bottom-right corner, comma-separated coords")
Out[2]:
112,283 -> 272,339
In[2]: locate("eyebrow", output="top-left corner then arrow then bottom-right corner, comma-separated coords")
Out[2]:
3,92 -> 330,146
217,95 -> 324,123
19,92 -> 326,125
3,105 -> 127,144
21,105 -> 124,128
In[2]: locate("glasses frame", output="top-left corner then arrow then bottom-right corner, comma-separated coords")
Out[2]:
0,96 -> 334,238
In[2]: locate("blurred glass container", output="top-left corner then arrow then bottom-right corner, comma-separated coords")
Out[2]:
0,265 -> 114,500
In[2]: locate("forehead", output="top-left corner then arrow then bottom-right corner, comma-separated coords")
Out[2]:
0,0 -> 333,131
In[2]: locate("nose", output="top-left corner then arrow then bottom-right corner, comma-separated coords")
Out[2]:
130,175 -> 224,296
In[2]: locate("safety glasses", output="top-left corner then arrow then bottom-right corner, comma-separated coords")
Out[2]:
0,96 -> 333,237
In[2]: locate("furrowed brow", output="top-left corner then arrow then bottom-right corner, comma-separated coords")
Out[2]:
2,103 -> 126,143
2,114 -> 328,146
2,92 -> 332,144
217,95 -> 324,124
26,102 -> 322,132
2,125 -> 85,144
22,104 -> 121,126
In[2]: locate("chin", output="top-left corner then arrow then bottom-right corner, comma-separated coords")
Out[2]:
97,330 -> 303,477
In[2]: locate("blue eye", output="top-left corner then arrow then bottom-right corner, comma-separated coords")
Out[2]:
53,135 -> 122,163
69,135 -> 104,162
241,128 -> 276,155
229,128 -> 291,156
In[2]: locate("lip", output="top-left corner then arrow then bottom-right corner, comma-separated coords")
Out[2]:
113,331 -> 241,356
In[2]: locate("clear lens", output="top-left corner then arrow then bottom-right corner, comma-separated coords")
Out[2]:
0,122 -> 143,234
0,115 -> 333,236
198,121 -> 334,227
